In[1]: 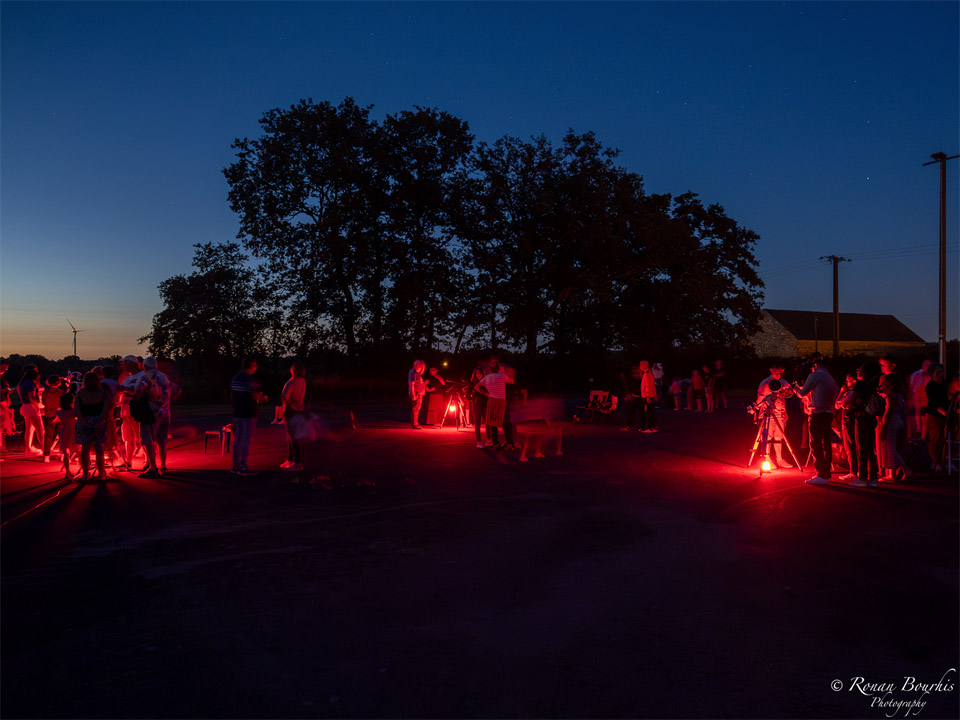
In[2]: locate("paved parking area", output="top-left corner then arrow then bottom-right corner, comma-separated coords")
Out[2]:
2,401 -> 957,718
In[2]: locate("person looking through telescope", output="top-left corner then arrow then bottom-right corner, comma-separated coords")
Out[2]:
756,363 -> 795,470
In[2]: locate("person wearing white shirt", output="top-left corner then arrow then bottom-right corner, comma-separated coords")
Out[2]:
475,367 -> 514,446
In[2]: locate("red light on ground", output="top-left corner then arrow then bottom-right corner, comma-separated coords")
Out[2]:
761,459 -> 771,472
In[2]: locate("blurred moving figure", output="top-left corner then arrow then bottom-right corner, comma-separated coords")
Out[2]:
280,360 -> 307,472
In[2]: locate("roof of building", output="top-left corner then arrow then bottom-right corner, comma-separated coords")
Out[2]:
763,309 -> 926,344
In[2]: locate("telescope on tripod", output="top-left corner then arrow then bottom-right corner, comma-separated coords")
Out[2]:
747,379 -> 801,475
439,380 -> 469,430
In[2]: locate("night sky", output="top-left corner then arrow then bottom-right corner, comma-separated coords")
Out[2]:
1,1 -> 957,359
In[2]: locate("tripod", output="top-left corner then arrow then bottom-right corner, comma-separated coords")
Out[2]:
439,383 -> 468,430
748,405 -> 801,474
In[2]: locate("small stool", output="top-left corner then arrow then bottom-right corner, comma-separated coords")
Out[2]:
204,427 -> 233,455
204,431 -> 222,455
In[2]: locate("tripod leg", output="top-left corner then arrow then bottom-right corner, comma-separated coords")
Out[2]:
748,414 -> 769,467
772,415 -> 802,469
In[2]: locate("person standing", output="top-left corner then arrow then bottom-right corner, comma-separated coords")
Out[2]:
407,360 -> 426,430
475,363 -> 515,447
908,360 -> 932,439
924,363 -> 949,472
0,360 -> 14,451
17,366 -> 44,456
117,356 -> 142,470
669,377 -> 683,411
129,357 -> 179,478
231,357 -> 264,475
280,360 -> 307,471
55,393 -> 78,479
41,375 -> 65,463
690,369 -> 705,412
100,366 -> 124,470
501,365 -> 525,450
795,354 -> 839,485
835,373 -> 859,482
423,366 -> 447,425
850,362 -> 880,487
702,364 -> 715,413
75,372 -> 110,482
620,364 -> 643,431
639,360 -> 658,433
651,362 -> 665,407
878,373 -> 911,482
0,360 -> 17,450
713,359 -> 728,410
467,366 -> 488,448
756,363 -> 794,470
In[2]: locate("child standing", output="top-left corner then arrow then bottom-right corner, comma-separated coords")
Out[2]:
55,393 -> 78,480
670,377 -> 683,411
691,369 -> 705,412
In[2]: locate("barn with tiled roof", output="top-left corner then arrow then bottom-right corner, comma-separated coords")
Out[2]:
750,309 -> 926,358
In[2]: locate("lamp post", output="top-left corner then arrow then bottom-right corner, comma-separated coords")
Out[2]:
922,151 -> 958,366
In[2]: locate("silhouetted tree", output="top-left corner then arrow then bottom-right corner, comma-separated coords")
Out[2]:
378,107 -> 474,355
224,98 -> 383,361
141,242 -> 267,359
218,98 -> 763,367
462,134 -> 563,357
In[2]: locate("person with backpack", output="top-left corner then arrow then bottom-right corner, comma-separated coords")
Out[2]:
127,357 -> 179,478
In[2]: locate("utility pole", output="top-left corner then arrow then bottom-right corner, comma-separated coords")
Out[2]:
922,151 -> 959,366
820,255 -> 851,358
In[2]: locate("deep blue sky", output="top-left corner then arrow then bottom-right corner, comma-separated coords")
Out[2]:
2,1 -> 957,359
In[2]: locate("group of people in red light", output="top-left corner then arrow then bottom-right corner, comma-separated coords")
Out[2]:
407,357 -> 528,450
3,351 -> 955,485
0,356 -> 180,483
756,353 -> 958,486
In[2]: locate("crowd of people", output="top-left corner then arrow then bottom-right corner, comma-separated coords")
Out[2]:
1,356 -> 180,483
755,354 -> 959,486
407,357 -> 528,450
2,351 -> 956,484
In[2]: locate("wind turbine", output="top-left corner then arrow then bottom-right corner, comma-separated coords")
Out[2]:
67,319 -> 89,358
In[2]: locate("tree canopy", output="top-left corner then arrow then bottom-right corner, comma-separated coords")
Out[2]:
150,96 -> 765,367
141,241 -> 270,360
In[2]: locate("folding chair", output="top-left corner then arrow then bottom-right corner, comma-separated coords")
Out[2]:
576,390 -> 609,424
595,393 -> 619,425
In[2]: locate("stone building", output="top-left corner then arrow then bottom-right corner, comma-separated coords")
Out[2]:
750,309 -> 926,358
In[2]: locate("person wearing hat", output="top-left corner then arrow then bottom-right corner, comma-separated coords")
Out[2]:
756,362 -> 794,469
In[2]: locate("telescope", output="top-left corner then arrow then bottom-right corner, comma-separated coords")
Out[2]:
746,378 -> 799,417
